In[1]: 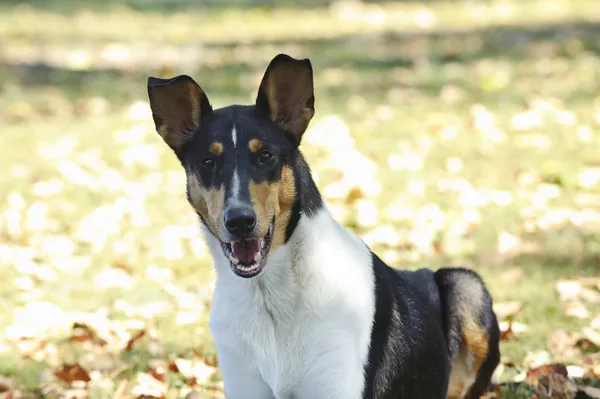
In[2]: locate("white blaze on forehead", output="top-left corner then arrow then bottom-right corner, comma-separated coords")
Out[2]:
231,125 -> 237,148
230,124 -> 241,200
231,169 -> 241,200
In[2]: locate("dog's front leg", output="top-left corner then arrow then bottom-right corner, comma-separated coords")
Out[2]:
217,342 -> 275,399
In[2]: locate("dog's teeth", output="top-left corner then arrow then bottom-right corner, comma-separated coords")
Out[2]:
228,254 -> 239,264
253,252 -> 261,262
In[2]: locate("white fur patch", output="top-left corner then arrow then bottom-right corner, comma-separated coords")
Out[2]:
204,207 -> 376,398
232,125 -> 237,148
231,169 -> 241,200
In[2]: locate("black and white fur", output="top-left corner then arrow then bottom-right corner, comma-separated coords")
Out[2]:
147,53 -> 500,399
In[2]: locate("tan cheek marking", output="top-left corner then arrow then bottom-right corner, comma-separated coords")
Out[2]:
209,142 -> 223,155
247,166 -> 297,251
272,166 -> 296,250
249,180 -> 278,236
187,172 -> 225,236
249,139 -> 263,153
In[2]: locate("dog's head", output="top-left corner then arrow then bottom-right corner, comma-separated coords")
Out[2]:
147,54 -> 315,278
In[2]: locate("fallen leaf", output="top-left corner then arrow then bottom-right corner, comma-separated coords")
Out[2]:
0,376 -> 14,393
580,288 -> 600,303
112,261 -> 134,275
533,373 -> 576,399
575,337 -> 600,354
563,302 -> 590,319
184,391 -> 203,399
125,329 -> 146,351
499,320 -> 527,340
549,329 -> 580,359
556,280 -> 582,302
150,367 -> 166,382
591,314 -> 600,330
493,301 -> 523,320
54,363 -> 91,383
523,351 -> 552,369
583,328 -> 600,346
526,363 -> 569,386
168,360 -> 179,373
500,320 -> 516,341
68,322 -> 96,343
16,337 -> 47,361
578,385 -> 600,398
130,372 -> 165,398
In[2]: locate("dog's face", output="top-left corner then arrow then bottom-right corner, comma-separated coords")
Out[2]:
147,54 -> 315,278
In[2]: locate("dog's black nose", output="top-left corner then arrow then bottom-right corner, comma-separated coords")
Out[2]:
224,206 -> 257,236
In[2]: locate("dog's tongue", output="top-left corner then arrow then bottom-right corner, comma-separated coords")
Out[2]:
232,239 -> 260,264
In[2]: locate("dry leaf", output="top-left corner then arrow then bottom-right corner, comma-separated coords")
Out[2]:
583,328 -> 600,346
578,385 -> 600,398
500,320 -> 516,341
0,376 -> 14,393
150,367 -> 166,383
499,320 -> 527,340
549,329 -> 580,359
54,363 -> 91,383
564,302 -> 590,319
125,330 -> 146,351
16,337 -> 47,361
69,322 -> 97,343
130,372 -> 166,398
591,314 -> 600,330
526,363 -> 569,386
493,301 -> 523,320
532,373 -> 576,399
556,280 -> 582,302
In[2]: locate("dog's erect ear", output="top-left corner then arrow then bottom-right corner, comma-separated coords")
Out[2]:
147,75 -> 212,153
255,54 -> 315,145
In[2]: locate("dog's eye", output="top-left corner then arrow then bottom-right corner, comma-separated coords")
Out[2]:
203,158 -> 216,168
259,151 -> 273,163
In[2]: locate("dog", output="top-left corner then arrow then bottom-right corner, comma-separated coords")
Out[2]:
147,53 -> 500,399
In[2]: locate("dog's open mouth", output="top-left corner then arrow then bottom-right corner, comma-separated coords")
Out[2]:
221,221 -> 274,278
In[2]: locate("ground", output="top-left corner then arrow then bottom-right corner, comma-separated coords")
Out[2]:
1,0 -> 600,397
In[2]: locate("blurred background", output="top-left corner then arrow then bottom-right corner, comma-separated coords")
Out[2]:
1,0 -> 600,397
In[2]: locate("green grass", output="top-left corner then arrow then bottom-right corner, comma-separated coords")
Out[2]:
2,0 -> 600,397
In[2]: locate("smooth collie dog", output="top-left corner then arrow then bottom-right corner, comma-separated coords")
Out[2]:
147,54 -> 500,399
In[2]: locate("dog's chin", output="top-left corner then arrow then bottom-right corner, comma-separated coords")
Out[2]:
220,221 -> 274,278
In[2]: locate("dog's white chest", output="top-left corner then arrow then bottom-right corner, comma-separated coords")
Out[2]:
207,211 -> 376,398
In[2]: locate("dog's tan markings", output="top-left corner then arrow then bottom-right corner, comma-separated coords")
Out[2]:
249,180 -> 279,241
272,165 -> 297,250
463,326 -> 489,373
209,142 -> 223,155
187,172 -> 225,237
446,379 -> 465,399
248,166 -> 296,251
248,138 -> 263,153
447,276 -> 490,399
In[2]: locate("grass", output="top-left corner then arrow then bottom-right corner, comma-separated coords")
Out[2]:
1,0 -> 600,397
